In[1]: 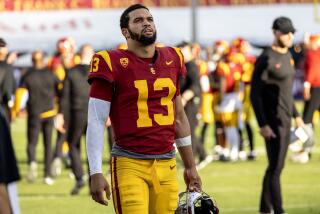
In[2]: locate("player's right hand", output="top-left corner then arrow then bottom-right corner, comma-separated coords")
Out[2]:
260,125 -> 276,140
90,173 -> 111,206
183,166 -> 202,192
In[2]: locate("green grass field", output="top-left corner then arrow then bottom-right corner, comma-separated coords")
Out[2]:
10,116 -> 320,214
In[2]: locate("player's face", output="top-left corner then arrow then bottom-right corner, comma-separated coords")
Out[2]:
275,31 -> 294,48
0,47 -> 8,57
32,51 -> 43,62
126,8 -> 157,46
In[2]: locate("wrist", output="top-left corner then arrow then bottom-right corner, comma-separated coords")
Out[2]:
185,165 -> 197,170
90,172 -> 103,177
260,124 -> 269,129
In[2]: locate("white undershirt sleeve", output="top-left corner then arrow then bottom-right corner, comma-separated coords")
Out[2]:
86,97 -> 111,176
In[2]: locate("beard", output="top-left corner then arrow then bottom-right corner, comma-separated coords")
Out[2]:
277,38 -> 286,48
128,28 -> 157,46
277,37 -> 292,48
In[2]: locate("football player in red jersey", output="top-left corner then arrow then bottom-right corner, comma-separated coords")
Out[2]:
86,4 -> 202,214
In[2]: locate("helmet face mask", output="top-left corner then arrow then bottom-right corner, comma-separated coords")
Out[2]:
175,191 -> 219,214
290,124 -> 315,150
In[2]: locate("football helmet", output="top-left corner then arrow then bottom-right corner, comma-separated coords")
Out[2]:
214,40 -> 229,55
175,191 -> 219,214
290,124 -> 315,151
57,37 -> 75,55
231,37 -> 249,53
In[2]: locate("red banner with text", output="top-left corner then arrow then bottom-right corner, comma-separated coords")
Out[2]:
0,0 -> 314,11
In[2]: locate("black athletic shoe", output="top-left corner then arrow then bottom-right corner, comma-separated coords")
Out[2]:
71,179 -> 86,195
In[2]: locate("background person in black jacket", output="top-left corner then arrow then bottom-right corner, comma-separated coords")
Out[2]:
250,17 -> 304,214
178,42 -> 207,167
0,37 -> 20,214
55,44 -> 94,195
0,38 -> 15,122
12,50 -> 60,185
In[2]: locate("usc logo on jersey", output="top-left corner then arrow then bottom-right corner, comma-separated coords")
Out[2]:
120,58 -> 129,68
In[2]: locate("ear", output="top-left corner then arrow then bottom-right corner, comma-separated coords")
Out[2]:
121,28 -> 130,40
272,29 -> 278,36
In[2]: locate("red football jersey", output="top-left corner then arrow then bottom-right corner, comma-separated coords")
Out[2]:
216,62 -> 242,93
88,47 -> 186,155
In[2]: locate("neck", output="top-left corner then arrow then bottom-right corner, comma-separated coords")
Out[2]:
272,41 -> 288,54
34,63 -> 44,69
127,41 -> 156,58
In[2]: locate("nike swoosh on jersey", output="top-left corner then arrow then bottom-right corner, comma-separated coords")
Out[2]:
166,60 -> 173,65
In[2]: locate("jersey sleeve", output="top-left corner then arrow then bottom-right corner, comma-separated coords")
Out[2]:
89,78 -> 113,102
304,50 -> 314,84
88,50 -> 114,84
172,47 -> 187,96
173,47 -> 187,77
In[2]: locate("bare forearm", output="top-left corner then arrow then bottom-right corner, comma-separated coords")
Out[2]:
175,96 -> 191,138
178,145 -> 196,169
175,95 -> 196,168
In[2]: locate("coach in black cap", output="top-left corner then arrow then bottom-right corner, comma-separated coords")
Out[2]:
251,17 -> 304,214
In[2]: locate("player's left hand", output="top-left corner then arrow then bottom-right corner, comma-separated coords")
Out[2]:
183,166 -> 202,192
54,113 -> 66,133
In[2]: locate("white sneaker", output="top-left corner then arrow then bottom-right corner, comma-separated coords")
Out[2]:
51,158 -> 62,177
26,161 -> 38,182
291,152 -> 309,164
44,177 -> 54,185
248,151 -> 256,160
69,172 -> 75,180
230,149 -> 239,162
238,151 -> 247,161
213,145 -> 223,155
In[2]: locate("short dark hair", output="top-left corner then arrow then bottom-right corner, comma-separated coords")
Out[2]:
176,41 -> 191,48
120,4 -> 149,29
0,38 -> 7,48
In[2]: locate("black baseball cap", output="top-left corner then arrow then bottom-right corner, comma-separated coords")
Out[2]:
272,16 -> 296,34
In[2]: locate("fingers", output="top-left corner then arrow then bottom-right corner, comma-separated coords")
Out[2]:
188,175 -> 202,192
270,130 -> 276,138
59,126 -> 66,134
260,128 -> 276,140
189,181 -> 202,192
91,190 -> 108,206
54,120 -> 64,133
56,125 -> 65,133
104,184 -> 111,200
90,174 -> 111,206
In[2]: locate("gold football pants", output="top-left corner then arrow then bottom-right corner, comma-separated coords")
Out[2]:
111,156 -> 179,214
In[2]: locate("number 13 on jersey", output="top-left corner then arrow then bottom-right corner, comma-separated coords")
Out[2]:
134,78 -> 176,128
